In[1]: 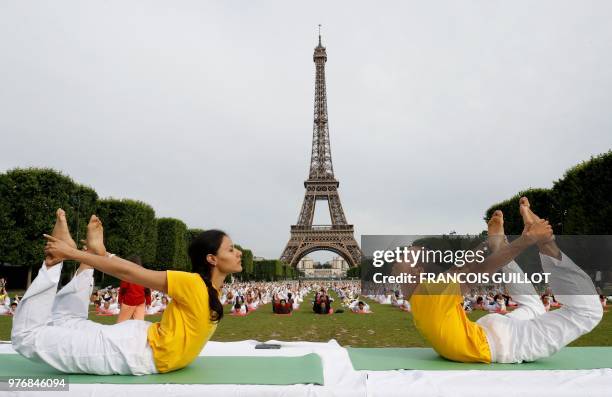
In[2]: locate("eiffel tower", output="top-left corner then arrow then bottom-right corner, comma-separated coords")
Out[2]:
280,32 -> 362,268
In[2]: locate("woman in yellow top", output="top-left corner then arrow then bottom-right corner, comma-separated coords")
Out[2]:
11,209 -> 241,375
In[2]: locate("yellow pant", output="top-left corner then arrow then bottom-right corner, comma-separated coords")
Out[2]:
410,283 -> 491,363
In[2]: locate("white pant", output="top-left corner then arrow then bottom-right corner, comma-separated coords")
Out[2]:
477,252 -> 603,363
11,262 -> 158,375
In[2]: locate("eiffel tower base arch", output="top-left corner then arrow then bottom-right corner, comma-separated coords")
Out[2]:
281,226 -> 361,268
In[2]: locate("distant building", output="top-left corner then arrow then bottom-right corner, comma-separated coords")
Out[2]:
297,255 -> 348,278
330,256 -> 349,272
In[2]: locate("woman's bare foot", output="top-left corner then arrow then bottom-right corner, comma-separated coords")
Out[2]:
85,215 -> 107,256
52,209 -> 77,249
487,210 -> 507,253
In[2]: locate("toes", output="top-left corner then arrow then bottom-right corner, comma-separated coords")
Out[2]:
519,197 -> 530,207
519,202 -> 534,223
56,208 -> 66,220
88,215 -> 102,227
488,210 -> 503,223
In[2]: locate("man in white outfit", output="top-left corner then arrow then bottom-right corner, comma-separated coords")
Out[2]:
476,198 -> 603,363
405,197 -> 603,364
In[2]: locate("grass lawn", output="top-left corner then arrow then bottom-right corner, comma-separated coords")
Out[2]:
1,291 -> 610,347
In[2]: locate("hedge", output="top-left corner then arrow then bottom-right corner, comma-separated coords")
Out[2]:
156,218 -> 190,271
552,151 -> 612,234
241,248 -> 254,275
346,266 -> 361,278
0,168 -> 232,287
0,168 -> 98,285
96,198 -> 157,264
186,228 -> 205,248
485,151 -> 612,235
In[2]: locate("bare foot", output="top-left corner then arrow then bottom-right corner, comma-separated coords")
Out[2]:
487,210 -> 506,252
52,209 -> 77,249
85,215 -> 106,256
519,197 -> 559,258
519,197 -> 538,225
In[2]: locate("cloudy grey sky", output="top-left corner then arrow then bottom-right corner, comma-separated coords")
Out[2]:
1,1 -> 611,260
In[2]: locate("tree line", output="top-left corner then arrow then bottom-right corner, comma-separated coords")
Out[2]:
0,168 -> 299,287
484,150 -> 611,235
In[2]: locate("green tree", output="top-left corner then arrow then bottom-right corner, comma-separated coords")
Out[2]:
252,260 -> 274,281
0,168 -> 98,286
484,151 -> 612,235
96,198 -> 157,264
186,228 -> 205,248
0,174 -> 22,266
241,248 -> 254,275
346,266 -> 361,278
156,218 -> 189,271
485,188 -> 557,235
552,151 -> 612,234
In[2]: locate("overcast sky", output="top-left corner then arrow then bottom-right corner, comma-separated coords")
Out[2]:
1,1 -> 611,260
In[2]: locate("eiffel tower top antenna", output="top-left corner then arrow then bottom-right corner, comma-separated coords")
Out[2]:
310,24 -> 334,181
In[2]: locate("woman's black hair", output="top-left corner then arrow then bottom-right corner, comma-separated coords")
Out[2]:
188,229 -> 227,322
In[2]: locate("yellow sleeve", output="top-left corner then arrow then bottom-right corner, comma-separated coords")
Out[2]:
166,271 -> 207,306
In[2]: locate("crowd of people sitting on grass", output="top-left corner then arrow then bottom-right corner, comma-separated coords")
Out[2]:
2,273 -> 609,320
0,281 -> 19,316
0,277 -> 21,315
333,282 -> 372,313
86,282 -> 612,319
366,287 -> 523,314
364,283 -> 611,315
219,281 -> 311,316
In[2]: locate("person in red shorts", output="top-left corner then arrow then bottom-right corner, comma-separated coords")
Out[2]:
117,255 -> 152,323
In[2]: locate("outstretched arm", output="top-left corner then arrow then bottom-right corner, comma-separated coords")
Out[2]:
397,220 -> 552,300
44,234 -> 168,293
455,235 -> 531,277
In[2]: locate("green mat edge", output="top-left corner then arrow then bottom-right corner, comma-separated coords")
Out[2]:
0,353 -> 325,386
347,346 -> 612,371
